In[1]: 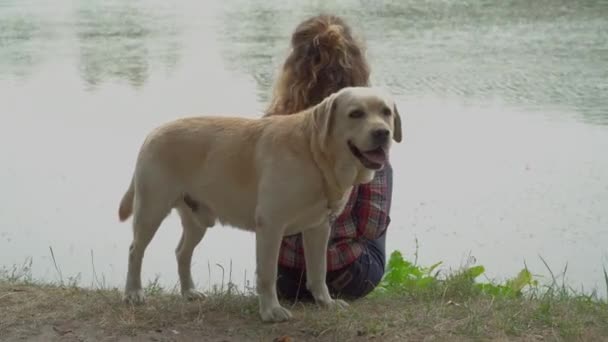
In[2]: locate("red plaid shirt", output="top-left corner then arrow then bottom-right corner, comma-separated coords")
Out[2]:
278,164 -> 393,271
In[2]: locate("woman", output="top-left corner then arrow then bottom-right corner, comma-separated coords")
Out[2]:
265,14 -> 393,300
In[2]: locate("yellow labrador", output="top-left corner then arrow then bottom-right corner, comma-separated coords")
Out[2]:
117,86 -> 402,322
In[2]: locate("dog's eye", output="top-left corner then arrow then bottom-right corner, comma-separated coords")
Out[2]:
349,110 -> 365,119
382,107 -> 392,117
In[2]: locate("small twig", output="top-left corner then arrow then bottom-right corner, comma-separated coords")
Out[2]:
487,296 -> 495,311
216,264 -> 225,293
49,246 -> 64,285
90,249 -> 104,289
561,262 -> 569,293
0,293 -> 15,300
228,259 -> 233,294
290,268 -> 306,308
317,327 -> 333,337
440,283 -> 449,303
208,261 -> 212,291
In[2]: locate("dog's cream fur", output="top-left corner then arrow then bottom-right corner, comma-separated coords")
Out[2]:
118,86 -> 402,322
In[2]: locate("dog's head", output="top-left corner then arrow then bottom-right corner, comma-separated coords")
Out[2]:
313,87 -> 402,172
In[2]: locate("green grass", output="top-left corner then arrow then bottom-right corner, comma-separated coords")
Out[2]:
1,246 -> 608,341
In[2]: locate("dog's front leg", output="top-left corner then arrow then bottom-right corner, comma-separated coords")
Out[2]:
255,225 -> 292,322
302,222 -> 349,309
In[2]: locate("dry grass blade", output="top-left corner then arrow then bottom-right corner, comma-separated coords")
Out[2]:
603,265 -> 608,302
48,246 -> 64,285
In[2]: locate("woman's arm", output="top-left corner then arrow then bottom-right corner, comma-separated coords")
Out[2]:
354,164 -> 393,240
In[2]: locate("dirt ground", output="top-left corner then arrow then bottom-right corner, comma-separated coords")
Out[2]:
1,281 -> 607,341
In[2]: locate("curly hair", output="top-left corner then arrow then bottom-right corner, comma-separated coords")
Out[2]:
265,14 -> 370,116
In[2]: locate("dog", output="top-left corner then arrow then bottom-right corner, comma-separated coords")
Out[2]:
117,86 -> 402,322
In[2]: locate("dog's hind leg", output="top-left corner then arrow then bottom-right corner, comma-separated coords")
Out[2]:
123,192 -> 172,304
175,201 -> 214,300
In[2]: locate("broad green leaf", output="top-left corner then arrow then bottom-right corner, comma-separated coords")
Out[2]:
509,269 -> 533,292
465,265 -> 485,279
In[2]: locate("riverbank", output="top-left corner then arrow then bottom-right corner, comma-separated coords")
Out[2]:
2,274 -> 607,341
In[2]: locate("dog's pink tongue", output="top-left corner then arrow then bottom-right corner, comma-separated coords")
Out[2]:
363,148 -> 387,164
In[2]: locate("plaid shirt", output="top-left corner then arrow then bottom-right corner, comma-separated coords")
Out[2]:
278,163 -> 393,271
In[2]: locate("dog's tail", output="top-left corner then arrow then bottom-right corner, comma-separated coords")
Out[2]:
118,176 -> 135,221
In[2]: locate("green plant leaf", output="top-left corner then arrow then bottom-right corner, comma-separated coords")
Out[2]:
509,269 -> 534,292
465,265 -> 485,279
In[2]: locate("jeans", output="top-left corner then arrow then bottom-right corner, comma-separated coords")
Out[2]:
276,231 -> 387,301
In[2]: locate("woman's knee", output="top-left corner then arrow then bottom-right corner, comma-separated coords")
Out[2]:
329,254 -> 385,299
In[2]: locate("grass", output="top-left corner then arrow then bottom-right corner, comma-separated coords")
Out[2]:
1,246 -> 608,341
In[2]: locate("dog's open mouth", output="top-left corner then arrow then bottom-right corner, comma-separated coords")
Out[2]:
348,141 -> 387,170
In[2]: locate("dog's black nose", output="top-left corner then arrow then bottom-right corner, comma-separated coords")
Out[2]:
372,129 -> 390,144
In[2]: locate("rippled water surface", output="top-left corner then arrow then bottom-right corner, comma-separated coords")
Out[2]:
1,0 -> 607,294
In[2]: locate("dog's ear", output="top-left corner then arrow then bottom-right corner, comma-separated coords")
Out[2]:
392,103 -> 402,142
313,92 -> 338,147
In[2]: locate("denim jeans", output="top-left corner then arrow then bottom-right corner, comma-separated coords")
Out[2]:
276,231 -> 387,301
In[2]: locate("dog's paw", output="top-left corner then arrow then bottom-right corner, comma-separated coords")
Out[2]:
123,289 -> 146,305
260,305 -> 292,323
182,289 -> 206,301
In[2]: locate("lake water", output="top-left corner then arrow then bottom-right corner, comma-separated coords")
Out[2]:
1,0 -> 607,295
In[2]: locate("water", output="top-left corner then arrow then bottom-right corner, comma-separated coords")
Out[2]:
1,0 -> 607,295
